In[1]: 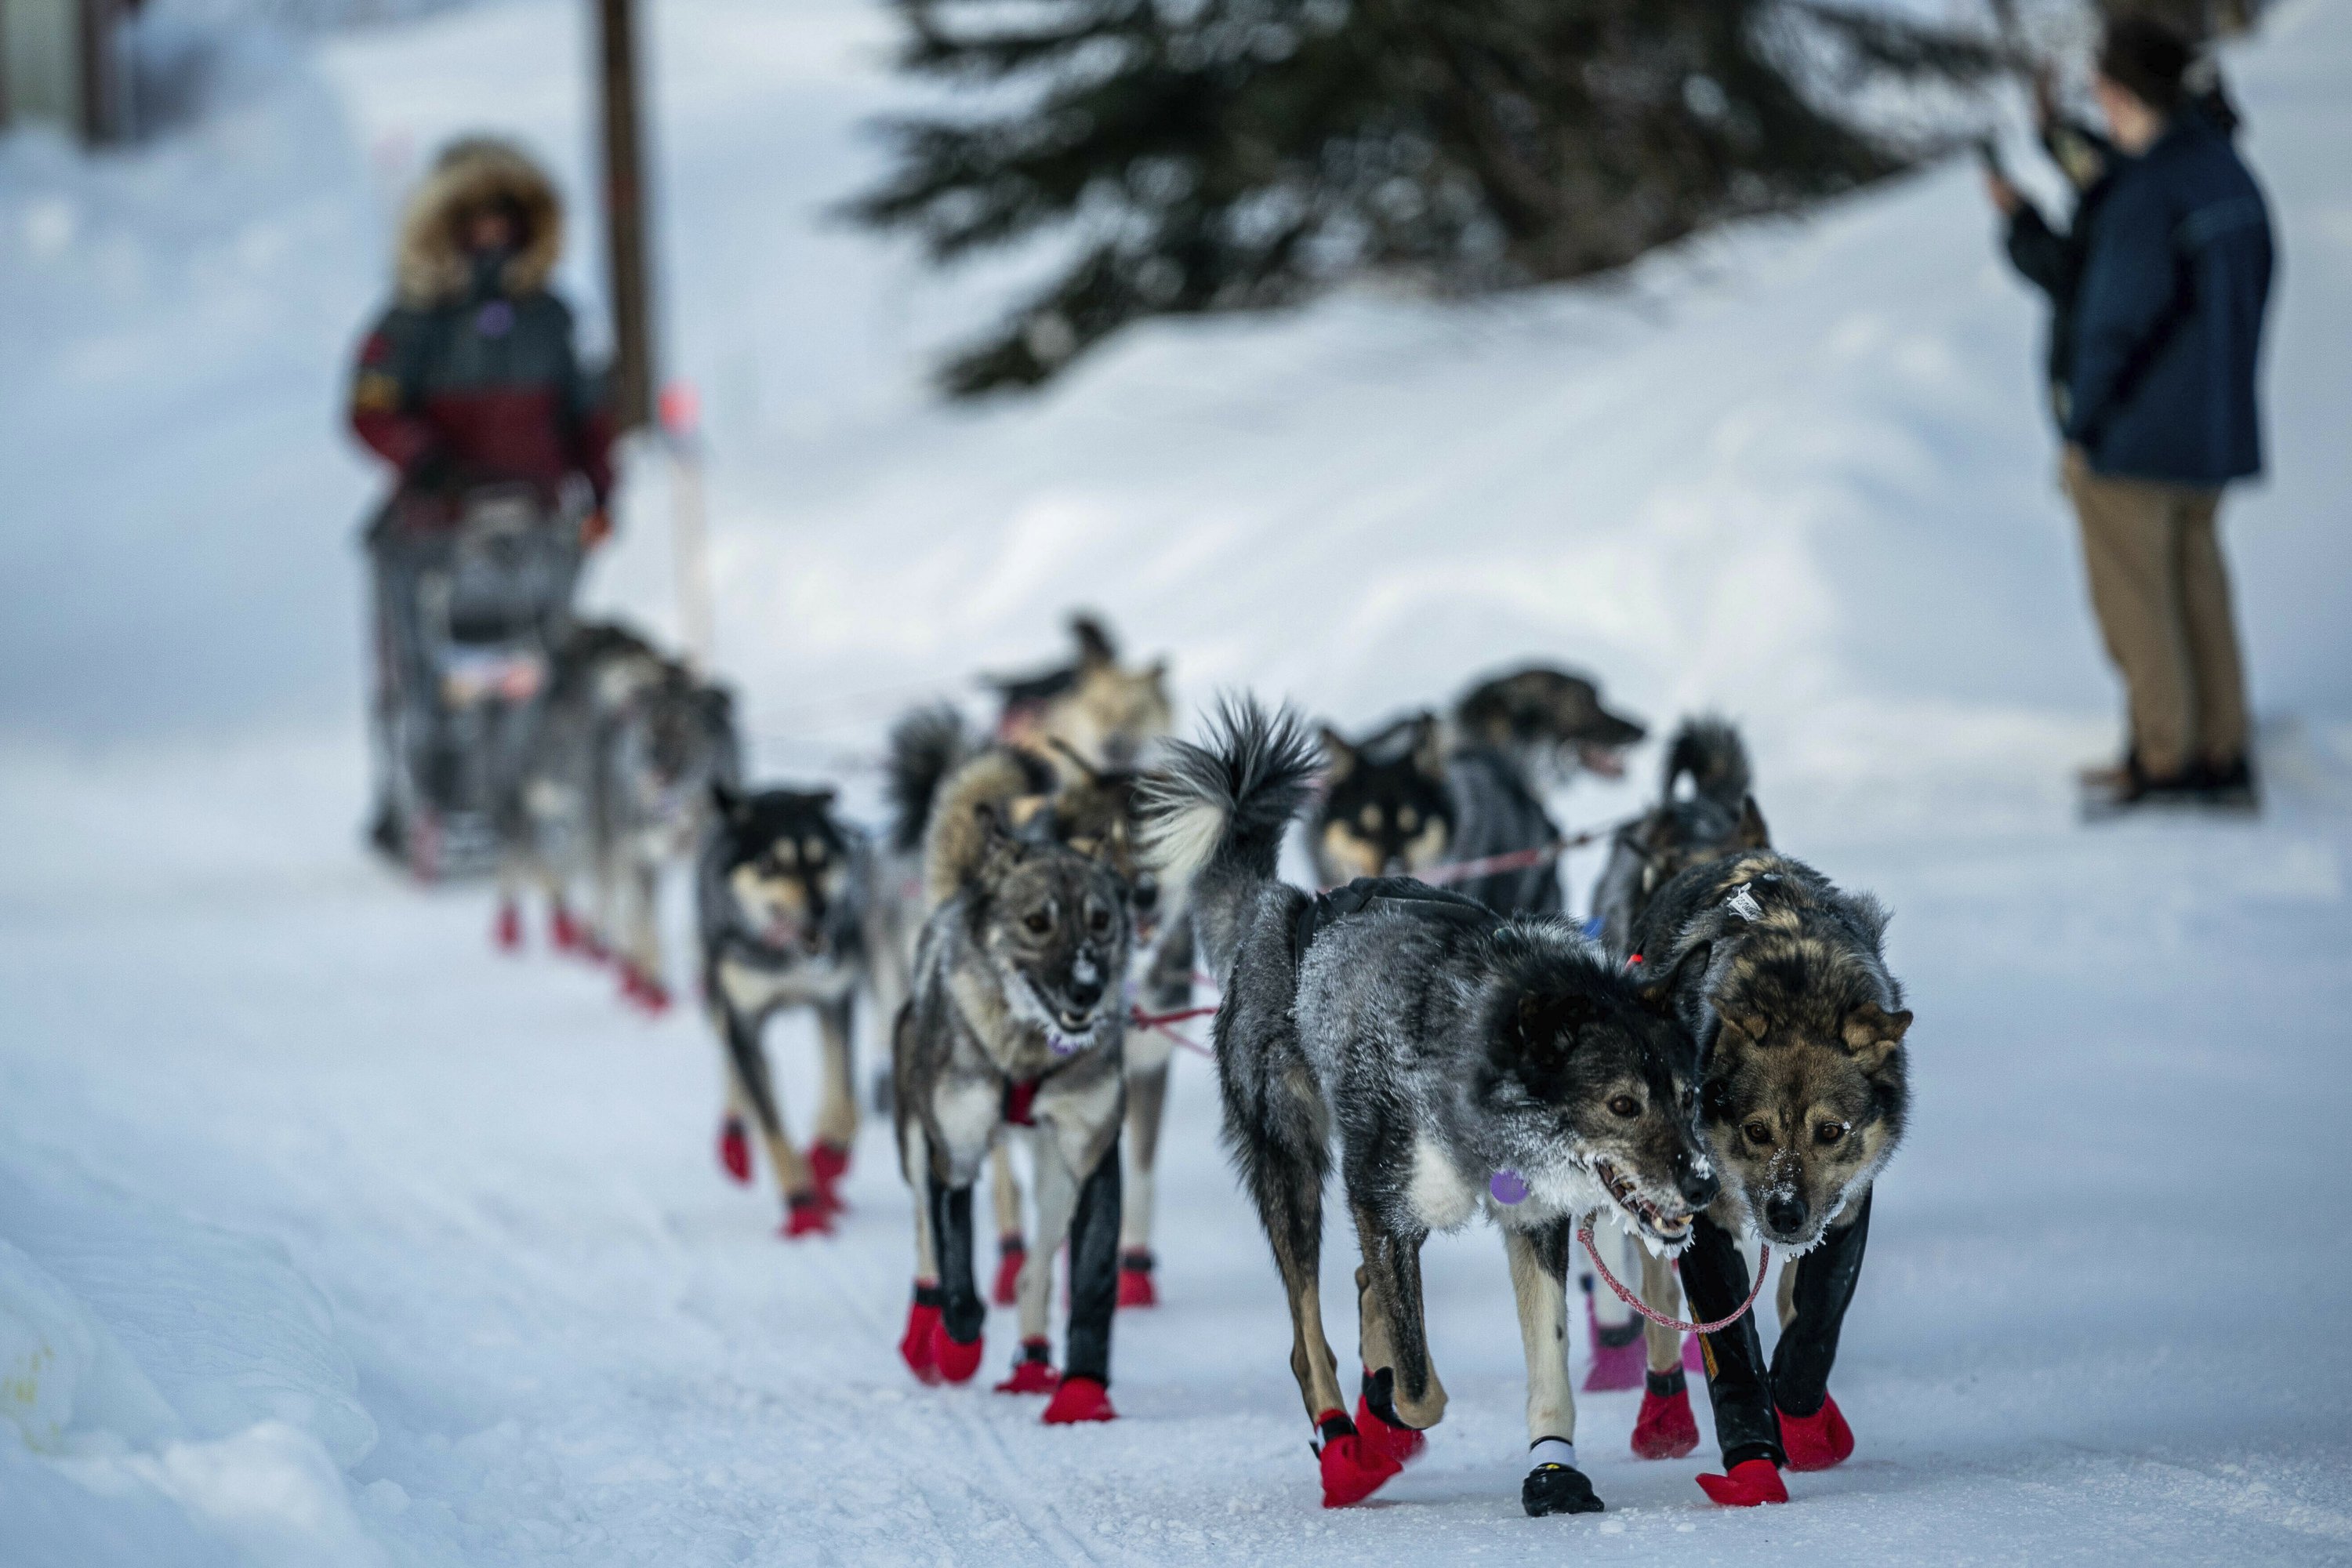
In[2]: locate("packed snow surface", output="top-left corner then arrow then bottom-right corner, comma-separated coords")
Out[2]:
4,0 -> 2352,1563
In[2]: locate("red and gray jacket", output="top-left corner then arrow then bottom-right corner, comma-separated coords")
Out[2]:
348,138 -> 613,511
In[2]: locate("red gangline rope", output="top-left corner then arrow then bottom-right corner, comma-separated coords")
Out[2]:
1576,1224 -> 1769,1336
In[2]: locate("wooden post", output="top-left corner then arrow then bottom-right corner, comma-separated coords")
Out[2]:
596,0 -> 654,432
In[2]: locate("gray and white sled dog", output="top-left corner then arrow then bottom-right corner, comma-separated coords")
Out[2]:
890,779 -> 1134,1423
870,615 -> 1192,1310
1145,699 -> 1718,1515
1580,717 -> 1773,1427
1312,665 -> 1645,916
1621,844 -> 1912,1506
496,622 -> 739,1009
699,782 -> 870,1237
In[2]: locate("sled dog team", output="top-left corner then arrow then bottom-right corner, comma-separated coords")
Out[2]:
488,614 -> 1912,1517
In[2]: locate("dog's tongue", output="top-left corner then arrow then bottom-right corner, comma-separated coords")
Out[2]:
1577,743 -> 1628,779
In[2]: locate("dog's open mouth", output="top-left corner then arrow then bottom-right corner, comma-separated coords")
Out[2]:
1576,742 -> 1629,780
1592,1157 -> 1693,1243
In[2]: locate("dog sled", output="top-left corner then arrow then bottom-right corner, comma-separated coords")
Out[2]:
368,484 -> 586,881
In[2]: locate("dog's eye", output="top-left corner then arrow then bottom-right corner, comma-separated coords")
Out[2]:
1607,1094 -> 1640,1120
1815,1122 -> 1846,1146
1023,909 -> 1053,935
1398,807 -> 1417,831
1087,903 -> 1112,935
801,839 -> 826,866
1742,1120 -> 1773,1147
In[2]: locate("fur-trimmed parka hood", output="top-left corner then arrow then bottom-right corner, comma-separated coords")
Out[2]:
395,137 -> 564,306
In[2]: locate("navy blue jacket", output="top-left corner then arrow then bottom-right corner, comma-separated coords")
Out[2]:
2065,115 -> 2273,485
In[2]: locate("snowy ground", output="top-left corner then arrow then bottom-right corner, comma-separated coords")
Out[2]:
5,1 -> 2352,1563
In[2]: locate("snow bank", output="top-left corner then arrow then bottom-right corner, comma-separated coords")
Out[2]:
0,1155 -> 384,1566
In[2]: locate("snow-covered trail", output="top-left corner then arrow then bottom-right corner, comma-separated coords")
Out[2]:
5,0 -> 2352,1561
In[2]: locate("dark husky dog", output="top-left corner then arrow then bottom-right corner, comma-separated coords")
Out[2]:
1147,699 -> 1716,1515
1313,666 -> 1644,915
1580,717 -> 1772,1444
891,790 -> 1134,1423
698,785 -> 869,1236
1624,849 -> 1912,1506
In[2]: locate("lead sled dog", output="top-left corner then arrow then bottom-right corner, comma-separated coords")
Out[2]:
1145,699 -> 1719,1514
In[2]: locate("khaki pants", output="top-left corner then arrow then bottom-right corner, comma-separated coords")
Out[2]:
2062,446 -> 2250,778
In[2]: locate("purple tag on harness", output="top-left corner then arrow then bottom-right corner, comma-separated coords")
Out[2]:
1489,1169 -> 1530,1205
475,299 -> 515,337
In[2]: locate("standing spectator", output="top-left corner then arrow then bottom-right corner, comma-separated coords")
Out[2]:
1994,18 -> 2274,811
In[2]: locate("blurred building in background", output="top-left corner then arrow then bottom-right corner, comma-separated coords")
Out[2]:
0,0 -> 143,143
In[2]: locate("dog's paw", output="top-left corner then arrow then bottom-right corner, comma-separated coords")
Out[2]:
493,901 -> 521,952
1631,1383 -> 1700,1460
1314,1412 -> 1402,1508
781,1194 -> 833,1239
995,1340 -> 1059,1395
1352,1376 -> 1426,1468
1117,1250 -> 1157,1308
1581,1313 -> 1646,1392
1523,1461 -> 1605,1517
550,905 -> 583,953
989,1240 -> 1026,1306
717,1117 -> 752,1185
928,1322 -> 984,1385
1778,1393 -> 1854,1472
898,1294 -> 942,1385
1040,1374 -> 1116,1424
1696,1458 -> 1788,1507
809,1141 -> 851,1215
622,968 -> 672,1014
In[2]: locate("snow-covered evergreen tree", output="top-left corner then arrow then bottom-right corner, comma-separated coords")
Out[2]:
852,0 -> 2000,394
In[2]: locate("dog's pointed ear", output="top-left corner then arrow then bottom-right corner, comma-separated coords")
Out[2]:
1319,726 -> 1356,784
1410,712 -> 1446,779
975,799 -> 1026,862
800,786 -> 837,811
1841,1000 -> 1912,1072
1634,939 -> 1708,1018
710,779 -> 746,824
1737,794 -> 1771,850
1716,1011 -> 1773,1048
1071,614 -> 1117,670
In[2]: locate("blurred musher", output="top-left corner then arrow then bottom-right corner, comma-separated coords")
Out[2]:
347,137 -> 615,863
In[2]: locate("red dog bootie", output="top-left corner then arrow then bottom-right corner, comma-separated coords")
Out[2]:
1778,1392 -> 1855,1472
621,965 -> 671,1014
1117,1249 -> 1157,1308
995,1339 -> 1060,1395
717,1117 -> 752,1185
493,899 -> 522,952
1041,1374 -> 1116,1424
928,1319 -> 984,1385
550,902 -> 583,953
1581,1292 -> 1646,1392
991,1239 -> 1027,1306
1353,1370 -> 1426,1468
900,1287 -> 944,1385
1314,1410 -> 1403,1508
809,1141 -> 851,1215
1631,1368 -> 1700,1460
781,1192 -> 833,1239
1697,1458 -> 1788,1507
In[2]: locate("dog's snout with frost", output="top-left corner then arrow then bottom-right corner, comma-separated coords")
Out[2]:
1675,1152 -> 1719,1210
1763,1192 -> 1809,1237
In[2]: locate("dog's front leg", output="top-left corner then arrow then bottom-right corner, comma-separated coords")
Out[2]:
1504,1219 -> 1603,1516
1768,1189 -> 1871,1472
1351,1202 -> 1446,1432
923,1167 -> 987,1385
721,1011 -> 822,1237
1683,1210 -> 1788,1504
1116,1051 -> 1169,1302
809,998 -> 856,1213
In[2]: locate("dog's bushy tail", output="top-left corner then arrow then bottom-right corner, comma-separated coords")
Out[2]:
1141,695 -> 1317,975
1662,717 -> 1749,813
885,704 -> 972,855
